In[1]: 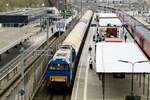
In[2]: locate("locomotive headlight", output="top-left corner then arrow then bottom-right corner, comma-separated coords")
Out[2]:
64,77 -> 67,81
50,76 -> 67,82
50,77 -> 53,81
57,64 -> 61,67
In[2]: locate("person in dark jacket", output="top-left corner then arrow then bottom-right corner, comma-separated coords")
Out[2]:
89,57 -> 93,70
88,45 -> 92,55
51,27 -> 53,33
124,33 -> 127,42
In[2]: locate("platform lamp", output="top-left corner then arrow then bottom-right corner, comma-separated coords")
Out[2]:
19,47 -> 25,100
80,0 -> 83,17
6,3 -> 9,11
41,3 -> 45,8
118,60 -> 149,97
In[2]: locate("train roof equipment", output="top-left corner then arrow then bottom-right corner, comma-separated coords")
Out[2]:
52,48 -> 72,64
96,42 -> 150,73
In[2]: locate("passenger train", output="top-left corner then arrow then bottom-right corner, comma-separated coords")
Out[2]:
124,14 -> 150,59
53,16 -> 76,37
45,10 -> 93,88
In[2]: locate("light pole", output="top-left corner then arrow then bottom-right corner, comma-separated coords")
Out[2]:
121,10 -> 125,40
118,60 -> 149,95
41,3 -> 45,7
57,0 -> 59,10
45,17 -> 49,48
133,23 -> 136,41
6,3 -> 9,11
147,74 -> 150,100
81,0 -> 83,17
19,47 -> 25,100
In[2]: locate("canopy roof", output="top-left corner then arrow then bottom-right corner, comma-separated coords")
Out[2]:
99,18 -> 122,27
96,43 -> 150,73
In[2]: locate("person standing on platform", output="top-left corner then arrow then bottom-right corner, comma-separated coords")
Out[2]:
51,27 -> 53,34
89,57 -> 93,70
124,33 -> 127,42
88,45 -> 92,56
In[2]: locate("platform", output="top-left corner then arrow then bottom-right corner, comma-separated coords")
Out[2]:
96,42 -> 150,73
71,13 -> 149,100
0,23 -> 40,54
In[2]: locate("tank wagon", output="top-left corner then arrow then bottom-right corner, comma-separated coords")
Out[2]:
45,10 -> 93,88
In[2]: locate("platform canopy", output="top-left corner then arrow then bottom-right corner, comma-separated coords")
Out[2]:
0,24 -> 40,55
96,42 -> 150,73
99,18 -> 122,27
98,13 -> 118,18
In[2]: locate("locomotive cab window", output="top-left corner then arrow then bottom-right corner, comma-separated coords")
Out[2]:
49,64 -> 70,71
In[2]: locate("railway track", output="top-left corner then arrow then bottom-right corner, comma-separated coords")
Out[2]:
0,17 -> 79,99
0,33 -> 68,99
32,34 -> 73,100
48,93 -> 70,100
0,34 -> 57,97
33,81 -> 71,100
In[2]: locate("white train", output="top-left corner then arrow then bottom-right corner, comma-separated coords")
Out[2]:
45,10 -> 93,88
53,15 -> 76,37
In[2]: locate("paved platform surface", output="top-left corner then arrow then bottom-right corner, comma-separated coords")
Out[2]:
71,16 -> 149,100
0,23 -> 40,54
0,24 -> 53,68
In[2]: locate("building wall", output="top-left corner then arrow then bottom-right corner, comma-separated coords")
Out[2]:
51,0 -> 65,10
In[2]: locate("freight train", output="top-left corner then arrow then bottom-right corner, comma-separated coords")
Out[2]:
45,10 -> 93,88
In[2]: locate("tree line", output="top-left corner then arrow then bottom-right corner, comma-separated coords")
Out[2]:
0,0 -> 52,11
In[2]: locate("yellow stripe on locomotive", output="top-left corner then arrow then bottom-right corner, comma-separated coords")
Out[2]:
50,76 -> 67,82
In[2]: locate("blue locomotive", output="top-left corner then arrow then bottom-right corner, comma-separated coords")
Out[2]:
45,45 -> 76,87
45,10 -> 93,88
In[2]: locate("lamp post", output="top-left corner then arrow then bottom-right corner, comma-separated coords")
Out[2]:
41,3 -> 45,8
6,3 -> 9,11
118,60 -> 149,95
41,16 -> 49,48
81,0 -> 83,17
19,47 -> 25,100
122,10 -> 125,38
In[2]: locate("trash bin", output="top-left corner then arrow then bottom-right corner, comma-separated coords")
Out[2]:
125,95 -> 141,100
